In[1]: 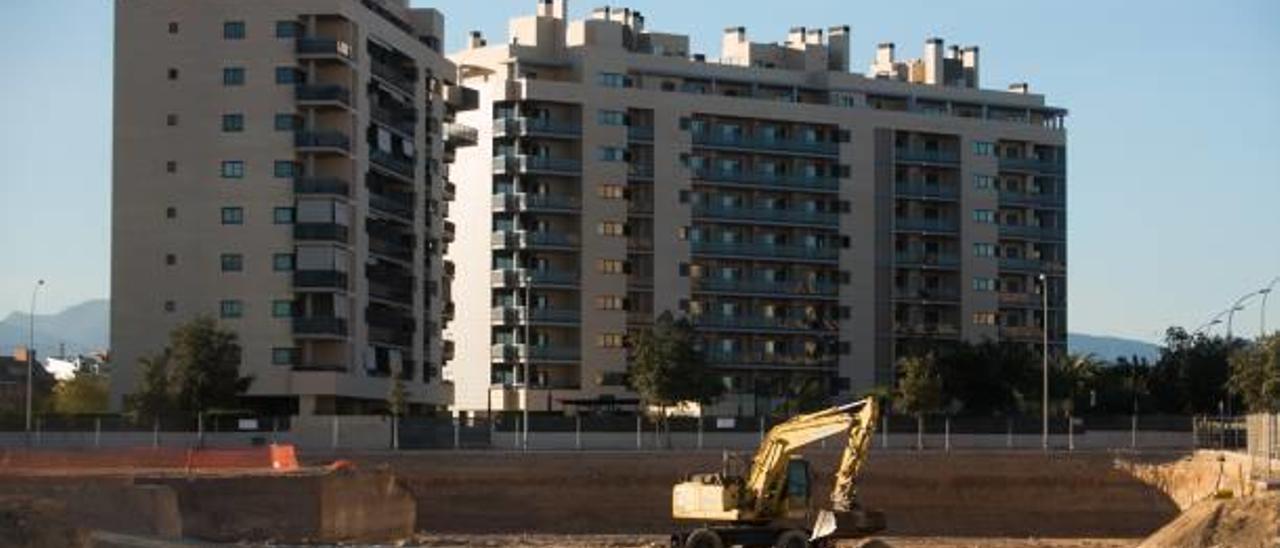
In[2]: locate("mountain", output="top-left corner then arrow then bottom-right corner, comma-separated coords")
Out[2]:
1067,332 -> 1160,363
0,299 -> 109,359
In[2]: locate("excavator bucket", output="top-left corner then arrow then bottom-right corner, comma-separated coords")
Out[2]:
810,508 -> 886,542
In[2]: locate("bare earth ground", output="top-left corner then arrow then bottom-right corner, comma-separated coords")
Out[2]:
407,534 -> 1136,547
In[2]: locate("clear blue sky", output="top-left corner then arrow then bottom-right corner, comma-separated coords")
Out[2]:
1,0 -> 1278,342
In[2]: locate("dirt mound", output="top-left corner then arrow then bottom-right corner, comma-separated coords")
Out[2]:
0,495 -> 90,548
1138,493 -> 1280,548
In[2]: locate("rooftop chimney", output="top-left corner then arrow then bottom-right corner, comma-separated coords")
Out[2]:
827,25 -> 851,72
1008,82 -> 1030,94
876,42 -> 895,66
537,0 -> 567,19
787,26 -> 807,47
805,28 -> 824,45
725,26 -> 747,42
469,30 -> 486,49
924,37 -> 944,85
962,46 -> 980,88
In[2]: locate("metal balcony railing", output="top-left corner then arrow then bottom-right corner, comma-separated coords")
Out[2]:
691,241 -> 839,261
294,177 -> 350,196
292,270 -> 348,290
492,193 -> 581,212
368,191 -> 415,220
370,60 -> 415,93
894,218 -> 960,233
370,149 -> 416,179
691,315 -> 838,332
491,230 -> 580,250
895,148 -> 961,164
294,130 -> 350,152
895,253 -> 961,268
692,204 -> 839,227
493,117 -> 582,138
490,344 -> 581,362
295,84 -> 351,106
691,131 -> 838,156
693,278 -> 838,297
295,37 -> 353,59
998,191 -> 1065,207
998,257 -> 1066,273
691,168 -> 840,191
998,224 -> 1066,241
491,306 -> 581,324
627,126 -> 655,142
896,182 -> 960,200
703,351 -> 838,368
998,156 -> 1066,174
293,223 -> 349,243
292,317 -> 349,337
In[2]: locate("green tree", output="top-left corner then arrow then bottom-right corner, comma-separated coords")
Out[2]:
935,341 -> 1034,416
628,311 -> 724,439
51,363 -> 109,415
1052,352 -> 1103,416
125,352 -> 175,422
771,375 -> 830,419
1149,327 -> 1238,414
1228,334 -> 1280,413
896,353 -> 944,450
167,316 -> 252,414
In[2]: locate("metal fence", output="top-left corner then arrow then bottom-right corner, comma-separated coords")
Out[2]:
1246,413 -> 1278,483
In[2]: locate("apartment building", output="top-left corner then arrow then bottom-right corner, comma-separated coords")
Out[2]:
110,0 -> 477,414
447,0 -> 1067,416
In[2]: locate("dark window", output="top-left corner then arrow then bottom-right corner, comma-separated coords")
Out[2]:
221,207 -> 244,225
271,347 -> 299,365
164,300 -> 176,313
166,161 -> 177,173
275,21 -> 300,38
223,21 -> 245,40
220,300 -> 243,319
222,113 -> 244,132
220,253 -> 243,272
271,300 -> 295,318
223,67 -> 245,86
168,22 -> 179,34
165,254 -> 176,266
165,207 -> 176,219
274,114 -> 299,131
273,160 -> 298,178
275,67 -> 301,84
166,114 -> 178,126
273,253 -> 295,271
220,161 -> 244,178
167,68 -> 179,80
273,207 -> 295,224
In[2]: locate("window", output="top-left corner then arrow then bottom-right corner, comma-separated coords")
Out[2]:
168,22 -> 179,34
973,141 -> 995,156
221,207 -> 244,225
598,259 -> 627,274
166,114 -> 178,126
164,300 -> 176,313
598,146 -> 627,162
220,300 -> 244,319
973,277 -> 997,292
598,221 -> 626,237
598,110 -> 627,126
973,174 -> 995,190
274,114 -> 299,131
223,21 -> 246,40
273,207 -> 296,224
598,333 -> 626,348
598,72 -> 630,88
595,295 -> 626,311
273,253 -> 295,271
166,161 -> 177,173
273,160 -> 298,178
275,67 -> 301,84
221,160 -> 245,178
973,243 -> 996,257
598,184 -> 625,200
972,312 -> 997,326
223,67 -> 245,86
165,207 -> 176,219
275,21 -> 300,38
972,209 -> 996,223
220,253 -> 243,272
165,253 -> 177,266
167,68 -> 179,81
272,300 -> 295,318
271,347 -> 299,366
221,113 -> 244,132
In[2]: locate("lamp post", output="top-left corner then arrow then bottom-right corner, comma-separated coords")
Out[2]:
1260,276 -> 1279,336
1225,292 -> 1259,344
27,280 -> 45,435
1039,272 -> 1049,452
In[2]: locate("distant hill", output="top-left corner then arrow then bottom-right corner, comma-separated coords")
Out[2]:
0,299 -> 108,359
1068,332 -> 1160,362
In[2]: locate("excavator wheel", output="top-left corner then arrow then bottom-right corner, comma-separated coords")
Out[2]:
773,529 -> 811,548
683,528 -> 725,548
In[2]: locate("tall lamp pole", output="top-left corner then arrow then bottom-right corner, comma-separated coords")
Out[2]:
1260,276 -> 1279,336
26,280 -> 45,435
1039,273 -> 1049,452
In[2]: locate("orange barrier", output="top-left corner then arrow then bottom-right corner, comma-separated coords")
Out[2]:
0,444 -> 300,473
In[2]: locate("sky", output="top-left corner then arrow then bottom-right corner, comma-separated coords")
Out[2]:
0,0 -> 1278,343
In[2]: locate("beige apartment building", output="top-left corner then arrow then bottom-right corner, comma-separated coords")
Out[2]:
446,1 -> 1067,415
110,0 -> 477,414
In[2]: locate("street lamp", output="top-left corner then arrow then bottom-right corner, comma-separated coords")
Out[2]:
27,280 -> 45,435
1260,276 -> 1279,336
1225,291 -> 1261,343
1039,272 -> 1049,452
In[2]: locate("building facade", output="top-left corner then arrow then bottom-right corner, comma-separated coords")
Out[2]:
447,1 -> 1067,415
110,0 -> 476,414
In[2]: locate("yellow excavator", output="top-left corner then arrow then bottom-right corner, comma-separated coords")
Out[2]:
670,397 -> 885,548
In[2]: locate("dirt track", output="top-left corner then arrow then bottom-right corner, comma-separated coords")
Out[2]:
329,451 -> 1181,540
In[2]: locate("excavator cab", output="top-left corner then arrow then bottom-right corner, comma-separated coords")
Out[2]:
782,457 -> 813,520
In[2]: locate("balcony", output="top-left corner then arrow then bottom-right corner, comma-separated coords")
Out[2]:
494,155 -> 582,176
693,278 -> 838,299
368,235 -> 414,262
294,130 -> 351,154
627,126 -> 654,142
491,306 -> 582,325
294,177 -> 350,197
1000,325 -> 1045,341
691,132 -> 839,157
895,252 -> 961,269
893,288 -> 961,303
292,317 -> 349,338
368,191 -> 415,221
445,123 -> 479,148
628,199 -> 654,215
295,84 -> 351,108
628,164 -> 655,180
293,270 -> 348,290
370,59 -> 415,94
491,193 -> 580,213
998,224 -> 1066,242
703,351 -> 838,370
491,268 -> 580,288
692,315 -> 838,333
491,230 -> 580,251
371,105 -> 417,136
691,168 -> 840,192
895,148 -> 960,165
894,323 -> 962,338
294,223 -> 349,243
491,344 -> 580,363
445,85 -> 479,112
896,182 -> 960,200
895,218 -> 960,234
370,149 -> 416,180
295,37 -> 353,61
999,191 -> 1065,208
691,241 -> 839,262
999,257 -> 1066,273
998,292 -> 1036,306
692,204 -> 839,227
493,117 -> 581,139
442,181 -> 457,202
998,156 -> 1066,174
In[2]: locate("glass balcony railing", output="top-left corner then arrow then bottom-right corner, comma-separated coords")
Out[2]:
691,168 -> 840,191
295,37 -> 353,59
294,177 -> 349,196
370,149 -> 416,179
895,253 -> 961,268
693,278 -> 838,297
627,126 -> 654,142
998,156 -> 1066,174
371,105 -> 417,136
895,148 -> 961,164
370,60 -> 415,93
691,132 -> 839,156
894,218 -> 960,233
491,268 -> 580,287
895,182 -> 960,200
292,270 -> 348,290
998,224 -> 1066,241
491,344 -> 581,362
691,241 -> 839,261
293,223 -> 349,243
998,191 -> 1066,207
692,204 -> 839,227
368,191 -> 415,220
491,306 -> 581,324
493,117 -> 582,138
893,288 -> 962,302
703,350 -> 838,368
491,230 -> 580,250
295,84 -> 351,106
492,193 -> 581,212
999,257 -> 1066,273
294,130 -> 350,152
692,315 -> 839,332
292,317 -> 348,337
894,323 -> 962,337
494,155 -> 582,175
368,236 -> 414,261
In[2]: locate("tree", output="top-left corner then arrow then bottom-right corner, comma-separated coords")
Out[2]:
770,375 -> 830,419
896,353 -> 944,450
51,362 -> 109,415
125,352 -> 175,422
935,341 -> 1034,416
628,311 -> 724,439
1228,334 -> 1280,413
1052,353 -> 1102,417
1149,327 -> 1238,414
167,316 -> 252,414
